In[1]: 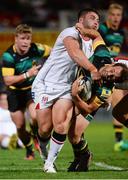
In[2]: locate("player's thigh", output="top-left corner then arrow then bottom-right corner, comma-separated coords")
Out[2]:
27,101 -> 36,122
36,107 -> 53,131
75,114 -> 90,136
113,118 -> 123,126
10,110 -> 25,128
52,99 -> 73,127
69,114 -> 89,141
112,93 -> 128,119
111,89 -> 128,107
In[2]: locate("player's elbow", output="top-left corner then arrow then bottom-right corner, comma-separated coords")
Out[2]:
3,77 -> 13,86
81,105 -> 94,115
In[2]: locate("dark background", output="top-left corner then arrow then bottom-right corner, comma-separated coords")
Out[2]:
0,0 -> 128,29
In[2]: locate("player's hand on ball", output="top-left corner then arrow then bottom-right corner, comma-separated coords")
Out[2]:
72,76 -> 84,97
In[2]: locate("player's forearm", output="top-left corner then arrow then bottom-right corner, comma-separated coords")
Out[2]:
72,50 -> 97,72
3,73 -> 28,86
82,29 -> 100,39
73,94 -> 92,114
64,37 -> 97,73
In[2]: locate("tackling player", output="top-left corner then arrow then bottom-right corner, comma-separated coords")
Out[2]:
68,58 -> 128,172
32,8 -> 101,173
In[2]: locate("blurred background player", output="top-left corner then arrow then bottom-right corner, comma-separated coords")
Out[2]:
99,3 -> 128,151
1,24 -> 51,159
0,90 -> 23,149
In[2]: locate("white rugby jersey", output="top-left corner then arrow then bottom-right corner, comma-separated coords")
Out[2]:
114,56 -> 128,90
114,56 -> 128,67
33,26 -> 94,90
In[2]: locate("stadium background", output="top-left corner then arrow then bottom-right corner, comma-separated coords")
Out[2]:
0,0 -> 128,121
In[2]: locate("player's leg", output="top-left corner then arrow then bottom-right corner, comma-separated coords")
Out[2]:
31,87 -> 53,162
27,101 -> 39,151
68,113 -> 93,172
111,89 -> 128,151
11,110 -> 35,159
112,92 -> 128,127
7,90 -> 35,159
36,107 -> 53,161
44,98 -> 73,173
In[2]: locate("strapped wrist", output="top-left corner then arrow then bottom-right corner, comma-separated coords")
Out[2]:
26,72 -> 30,78
23,72 -> 30,79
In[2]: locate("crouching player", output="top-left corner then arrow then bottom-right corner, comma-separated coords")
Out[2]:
67,48 -> 128,172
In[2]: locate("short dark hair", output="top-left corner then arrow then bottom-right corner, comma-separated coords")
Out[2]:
77,8 -> 100,21
113,63 -> 128,82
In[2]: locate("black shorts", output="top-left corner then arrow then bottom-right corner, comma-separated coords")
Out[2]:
7,88 -> 33,112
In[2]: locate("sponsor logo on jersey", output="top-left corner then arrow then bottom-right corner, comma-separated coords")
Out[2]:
20,56 -> 29,62
42,96 -> 48,104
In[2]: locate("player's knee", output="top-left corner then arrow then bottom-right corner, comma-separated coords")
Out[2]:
39,124 -> 52,137
16,122 -> 25,129
68,130 -> 80,144
54,123 -> 67,134
69,135 -> 79,144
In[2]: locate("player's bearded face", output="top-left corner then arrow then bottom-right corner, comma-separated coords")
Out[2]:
15,33 -> 32,54
83,12 -> 99,30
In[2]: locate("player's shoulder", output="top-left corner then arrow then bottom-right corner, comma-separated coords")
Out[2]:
2,45 -> 14,61
4,44 -> 14,54
60,26 -> 78,38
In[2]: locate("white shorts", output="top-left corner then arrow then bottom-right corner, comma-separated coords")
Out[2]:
32,82 -> 72,109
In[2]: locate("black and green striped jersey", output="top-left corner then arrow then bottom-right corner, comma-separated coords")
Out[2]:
99,22 -> 125,57
2,43 -> 50,89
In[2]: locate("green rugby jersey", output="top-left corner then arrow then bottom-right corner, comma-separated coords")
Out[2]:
2,43 -> 50,89
99,22 -> 125,57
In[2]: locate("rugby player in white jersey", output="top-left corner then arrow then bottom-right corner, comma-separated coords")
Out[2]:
32,8 -> 101,173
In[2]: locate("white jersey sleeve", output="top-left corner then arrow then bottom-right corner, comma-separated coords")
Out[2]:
32,26 -> 94,92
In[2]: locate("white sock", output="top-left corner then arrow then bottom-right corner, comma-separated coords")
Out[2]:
46,136 -> 65,164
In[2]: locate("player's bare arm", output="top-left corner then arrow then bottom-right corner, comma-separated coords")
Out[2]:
3,65 -> 41,86
63,36 -> 101,81
71,77 -> 99,115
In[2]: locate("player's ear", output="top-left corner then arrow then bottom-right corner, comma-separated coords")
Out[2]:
79,17 -> 83,23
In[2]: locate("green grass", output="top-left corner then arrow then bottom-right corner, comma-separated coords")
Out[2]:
0,121 -> 128,179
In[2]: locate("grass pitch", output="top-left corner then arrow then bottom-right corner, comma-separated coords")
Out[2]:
0,121 -> 128,179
